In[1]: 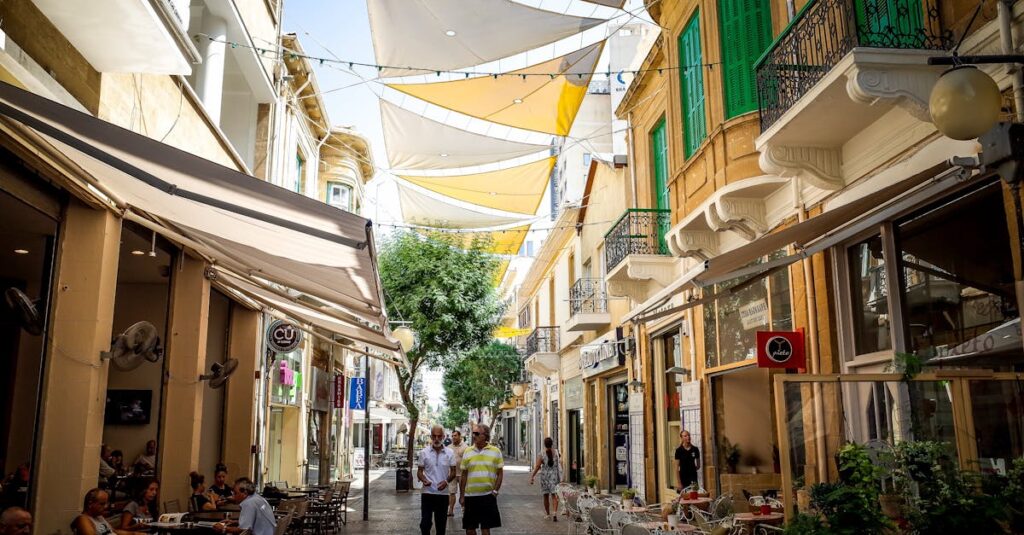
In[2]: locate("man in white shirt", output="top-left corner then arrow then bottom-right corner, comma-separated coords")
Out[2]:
447,430 -> 468,516
418,425 -> 456,535
214,478 -> 275,535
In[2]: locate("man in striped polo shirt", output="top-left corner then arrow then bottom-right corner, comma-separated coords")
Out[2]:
459,424 -> 503,534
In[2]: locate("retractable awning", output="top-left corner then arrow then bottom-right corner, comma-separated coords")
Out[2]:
633,163 -> 975,323
0,82 -> 403,362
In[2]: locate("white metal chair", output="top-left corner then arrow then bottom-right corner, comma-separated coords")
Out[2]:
589,506 -> 619,535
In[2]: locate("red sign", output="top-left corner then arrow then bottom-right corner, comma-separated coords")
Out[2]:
333,374 -> 345,409
756,330 -> 805,369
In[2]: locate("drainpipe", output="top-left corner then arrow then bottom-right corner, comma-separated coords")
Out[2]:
998,0 -> 1024,123
795,184 -> 828,483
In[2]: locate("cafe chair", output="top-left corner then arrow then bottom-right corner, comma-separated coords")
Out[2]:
589,506 -> 619,535
621,522 -> 654,535
273,512 -> 293,535
164,499 -> 182,514
753,525 -> 784,535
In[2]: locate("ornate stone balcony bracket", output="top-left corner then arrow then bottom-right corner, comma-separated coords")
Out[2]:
667,229 -> 719,261
605,255 -> 677,303
845,63 -> 941,123
759,145 -> 843,191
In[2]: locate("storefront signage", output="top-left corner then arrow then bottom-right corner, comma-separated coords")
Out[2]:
756,330 -> 805,369
564,376 -> 583,409
267,319 -> 303,353
310,368 -> 331,412
333,374 -> 345,409
580,338 -> 624,379
739,299 -> 769,330
349,377 -> 366,410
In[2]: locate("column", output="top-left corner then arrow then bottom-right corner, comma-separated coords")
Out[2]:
194,14 -> 227,124
222,307 -> 260,479
159,254 -> 210,503
33,203 -> 121,535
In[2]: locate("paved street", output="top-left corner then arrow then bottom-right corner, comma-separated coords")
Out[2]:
342,463 -> 563,534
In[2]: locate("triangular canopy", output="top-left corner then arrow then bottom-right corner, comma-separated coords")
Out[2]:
415,225 -> 528,256
367,0 -> 604,77
388,42 -> 604,136
381,100 -> 551,171
397,181 -> 538,228
398,157 -> 553,214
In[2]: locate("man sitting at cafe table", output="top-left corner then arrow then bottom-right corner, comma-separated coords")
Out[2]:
213,479 -> 275,535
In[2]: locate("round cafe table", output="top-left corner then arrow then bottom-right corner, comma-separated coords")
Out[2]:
734,512 -> 784,529
678,497 -> 711,509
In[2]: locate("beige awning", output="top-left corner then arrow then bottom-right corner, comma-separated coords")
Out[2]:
0,82 -> 401,359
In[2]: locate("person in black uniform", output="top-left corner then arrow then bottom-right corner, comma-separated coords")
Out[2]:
674,430 -> 700,492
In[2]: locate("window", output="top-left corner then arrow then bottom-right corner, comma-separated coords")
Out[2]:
678,14 -> 706,158
718,0 -> 772,118
326,182 -> 352,211
847,235 -> 892,355
568,252 -> 576,290
294,152 -> 305,193
703,250 -> 792,368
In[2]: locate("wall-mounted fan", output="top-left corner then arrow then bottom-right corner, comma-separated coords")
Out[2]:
102,321 -> 163,371
199,358 -> 239,389
4,287 -> 43,335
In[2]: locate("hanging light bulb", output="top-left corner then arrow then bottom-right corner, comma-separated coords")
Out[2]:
393,326 -> 415,352
929,66 -> 1002,140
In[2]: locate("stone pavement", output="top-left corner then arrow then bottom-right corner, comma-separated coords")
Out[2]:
341,462 -> 564,535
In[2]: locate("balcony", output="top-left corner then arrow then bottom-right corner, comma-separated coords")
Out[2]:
524,326 -> 559,376
566,278 -> 611,332
754,0 -> 952,189
604,209 -> 677,302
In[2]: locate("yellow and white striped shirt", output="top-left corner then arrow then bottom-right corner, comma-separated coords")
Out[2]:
460,444 -> 504,496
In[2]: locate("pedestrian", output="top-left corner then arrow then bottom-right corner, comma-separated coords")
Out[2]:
447,430 -> 467,517
674,430 -> 700,492
417,425 -> 456,535
528,437 -> 562,521
459,424 -> 503,535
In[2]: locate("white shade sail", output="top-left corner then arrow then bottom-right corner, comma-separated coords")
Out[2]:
0,81 -> 391,333
367,0 -> 604,77
398,156 -> 554,215
381,100 -> 550,171
397,180 -> 538,229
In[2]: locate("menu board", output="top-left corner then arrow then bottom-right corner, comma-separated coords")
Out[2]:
612,383 -> 629,486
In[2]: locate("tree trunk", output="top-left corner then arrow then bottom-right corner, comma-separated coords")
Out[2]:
406,416 -> 418,481
397,360 -> 420,491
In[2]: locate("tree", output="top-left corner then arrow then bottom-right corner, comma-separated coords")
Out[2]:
378,230 -> 503,475
442,342 -> 524,429
439,404 -> 469,432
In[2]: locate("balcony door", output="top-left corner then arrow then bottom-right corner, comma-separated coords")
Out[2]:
855,0 -> 924,47
651,118 -> 669,250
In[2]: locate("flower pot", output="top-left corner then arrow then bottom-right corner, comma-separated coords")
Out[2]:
667,514 -> 679,528
622,497 -> 632,508
796,489 -> 811,513
588,486 -> 597,495
878,494 -> 905,520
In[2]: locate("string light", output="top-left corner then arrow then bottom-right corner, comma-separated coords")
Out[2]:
196,34 -> 724,79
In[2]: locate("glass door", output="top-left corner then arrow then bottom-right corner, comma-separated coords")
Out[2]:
268,407 -> 283,483
567,410 -> 584,484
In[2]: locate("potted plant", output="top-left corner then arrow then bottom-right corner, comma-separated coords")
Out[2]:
745,451 -> 764,474
621,488 -> 637,507
721,437 -> 741,474
584,475 -> 599,495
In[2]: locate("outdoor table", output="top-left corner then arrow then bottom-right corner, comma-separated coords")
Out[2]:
678,497 -> 711,510
636,521 -> 697,532
143,522 -> 217,534
734,512 -> 784,527
287,488 -> 320,494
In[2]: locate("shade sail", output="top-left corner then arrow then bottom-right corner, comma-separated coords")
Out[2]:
583,0 -> 626,6
367,0 -> 603,78
398,157 -> 553,214
388,42 -> 604,135
381,100 -> 550,170
397,181 -> 538,228
0,82 -> 387,325
417,225 -> 529,256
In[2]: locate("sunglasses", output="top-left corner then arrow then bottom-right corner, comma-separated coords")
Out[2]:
472,432 -> 487,437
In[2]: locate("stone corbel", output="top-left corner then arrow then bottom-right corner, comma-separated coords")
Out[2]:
667,229 -> 719,260
845,66 -> 940,123
712,197 -> 768,240
759,145 -> 843,191
605,256 -> 677,302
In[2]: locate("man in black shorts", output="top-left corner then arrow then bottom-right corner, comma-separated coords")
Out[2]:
674,430 -> 700,491
459,424 -> 504,534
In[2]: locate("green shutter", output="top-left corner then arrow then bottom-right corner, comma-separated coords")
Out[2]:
719,0 -> 772,119
651,119 -> 669,252
679,15 -> 706,159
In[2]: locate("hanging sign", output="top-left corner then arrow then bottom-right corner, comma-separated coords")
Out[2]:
333,374 -> 345,409
267,320 -> 303,353
756,331 -> 805,369
349,377 -> 367,410
739,299 -> 769,330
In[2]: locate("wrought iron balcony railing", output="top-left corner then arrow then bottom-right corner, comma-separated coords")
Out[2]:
755,0 -> 951,131
525,326 -> 559,356
604,208 -> 671,273
570,278 -> 608,316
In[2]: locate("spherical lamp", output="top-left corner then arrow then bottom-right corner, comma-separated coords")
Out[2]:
929,66 -> 1002,140
393,326 -> 415,352
511,382 -> 526,397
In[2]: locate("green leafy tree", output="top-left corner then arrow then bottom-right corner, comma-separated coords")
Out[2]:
378,230 -> 503,472
439,404 -> 469,432
442,342 -> 524,428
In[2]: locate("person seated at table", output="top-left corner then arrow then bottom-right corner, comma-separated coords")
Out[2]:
72,488 -> 125,535
0,464 -> 29,509
188,472 -> 218,512
109,451 -> 127,477
132,441 -> 156,475
0,506 -> 31,535
212,478 -> 275,535
119,478 -> 159,530
99,446 -> 116,488
209,469 -> 234,505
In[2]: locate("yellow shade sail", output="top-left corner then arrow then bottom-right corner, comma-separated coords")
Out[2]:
387,42 -> 604,136
493,260 -> 511,286
415,225 -> 529,256
494,325 -> 532,338
399,157 -> 554,215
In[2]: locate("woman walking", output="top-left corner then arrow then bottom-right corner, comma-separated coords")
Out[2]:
529,437 -> 562,521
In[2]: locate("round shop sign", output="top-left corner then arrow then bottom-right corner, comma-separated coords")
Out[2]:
764,335 -> 794,364
267,319 -> 303,353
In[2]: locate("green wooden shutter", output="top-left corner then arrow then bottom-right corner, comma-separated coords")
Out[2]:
651,119 -> 669,252
719,0 -> 772,119
679,15 -> 706,159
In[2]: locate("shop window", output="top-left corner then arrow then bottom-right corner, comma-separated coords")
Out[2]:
703,251 -> 792,369
969,380 -> 1024,472
896,181 -> 1019,365
847,235 -> 893,355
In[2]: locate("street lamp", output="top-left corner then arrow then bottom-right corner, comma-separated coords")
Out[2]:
511,382 -> 527,397
929,65 -> 1002,140
393,326 -> 415,352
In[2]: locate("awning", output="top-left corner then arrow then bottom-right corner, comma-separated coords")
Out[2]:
367,407 -> 407,424
633,163 -> 975,323
397,180 -> 539,228
399,156 -> 553,215
0,82 -> 402,361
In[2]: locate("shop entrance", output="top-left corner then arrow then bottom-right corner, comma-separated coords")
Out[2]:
607,382 -> 630,489
567,409 -> 584,484
710,366 -> 779,496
